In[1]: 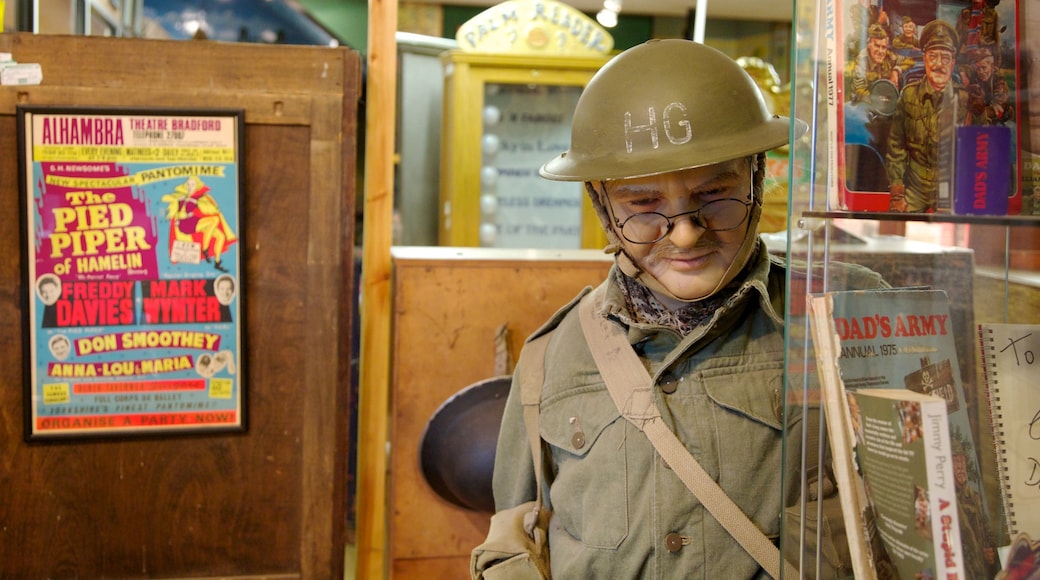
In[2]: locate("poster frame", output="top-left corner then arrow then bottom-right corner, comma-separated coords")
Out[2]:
17,104 -> 248,441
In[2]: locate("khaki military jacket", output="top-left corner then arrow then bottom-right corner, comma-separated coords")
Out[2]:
492,245 -> 885,578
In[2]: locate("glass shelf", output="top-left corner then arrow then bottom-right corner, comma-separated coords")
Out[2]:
799,211 -> 1040,228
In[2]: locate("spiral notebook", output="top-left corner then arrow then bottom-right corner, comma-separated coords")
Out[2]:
979,323 -> 1040,540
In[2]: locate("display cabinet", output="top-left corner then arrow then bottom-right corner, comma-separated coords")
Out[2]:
439,51 -> 609,249
781,0 -> 1040,577
437,0 -> 615,250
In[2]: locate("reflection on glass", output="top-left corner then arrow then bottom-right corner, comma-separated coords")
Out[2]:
1022,2 -> 1040,214
480,83 -> 584,248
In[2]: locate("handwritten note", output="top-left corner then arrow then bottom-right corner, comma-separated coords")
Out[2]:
980,323 -> 1040,539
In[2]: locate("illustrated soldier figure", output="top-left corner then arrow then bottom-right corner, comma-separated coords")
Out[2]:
964,46 -> 1014,125
846,0 -> 890,62
886,20 -> 971,212
849,24 -> 913,103
957,0 -> 1002,66
892,15 -> 919,50
950,434 -> 999,580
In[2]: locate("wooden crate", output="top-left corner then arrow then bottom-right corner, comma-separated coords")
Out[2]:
0,33 -> 359,579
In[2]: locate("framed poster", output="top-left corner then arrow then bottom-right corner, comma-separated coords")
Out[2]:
17,106 -> 247,440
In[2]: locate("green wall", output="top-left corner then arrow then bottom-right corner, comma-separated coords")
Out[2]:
300,1 -> 678,54
298,0 -> 788,80
300,0 -> 368,51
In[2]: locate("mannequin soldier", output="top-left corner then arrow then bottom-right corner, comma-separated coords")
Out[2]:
486,39 -> 886,578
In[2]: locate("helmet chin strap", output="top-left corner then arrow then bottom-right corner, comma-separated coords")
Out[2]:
611,201 -> 762,304
594,156 -> 764,306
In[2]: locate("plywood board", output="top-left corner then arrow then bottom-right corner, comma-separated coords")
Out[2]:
388,248 -> 612,577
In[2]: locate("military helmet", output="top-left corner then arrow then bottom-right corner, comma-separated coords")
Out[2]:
540,39 -> 804,182
969,45 -> 995,64
868,23 -> 889,40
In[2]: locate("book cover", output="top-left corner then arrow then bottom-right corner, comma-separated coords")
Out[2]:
829,0 -> 1022,214
823,0 -> 842,213
807,292 -> 880,579
954,125 -> 1012,215
851,388 -> 965,580
978,323 -> 1040,542
808,288 -> 1001,578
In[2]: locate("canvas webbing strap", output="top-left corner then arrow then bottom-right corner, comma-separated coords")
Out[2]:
519,332 -> 551,509
577,288 -> 797,580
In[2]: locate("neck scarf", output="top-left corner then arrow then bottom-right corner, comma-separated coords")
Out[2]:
614,269 -> 734,336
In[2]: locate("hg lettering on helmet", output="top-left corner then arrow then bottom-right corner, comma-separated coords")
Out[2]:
539,40 -> 802,182
624,103 -> 693,153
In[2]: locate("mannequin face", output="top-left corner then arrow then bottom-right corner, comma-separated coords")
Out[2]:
604,158 -> 753,307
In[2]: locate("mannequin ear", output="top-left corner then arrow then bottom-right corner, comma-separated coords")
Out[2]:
586,181 -> 623,249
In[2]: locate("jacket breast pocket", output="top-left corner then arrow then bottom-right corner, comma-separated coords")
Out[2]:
540,389 -> 629,550
700,361 -> 789,533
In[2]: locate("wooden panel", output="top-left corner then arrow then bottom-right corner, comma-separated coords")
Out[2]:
393,556 -> 474,578
355,0 -> 398,576
0,87 -> 317,125
0,34 -> 359,579
973,274 -> 1040,322
0,34 -> 349,102
388,248 -> 612,578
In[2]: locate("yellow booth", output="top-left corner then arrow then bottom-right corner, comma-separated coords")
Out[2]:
438,0 -> 614,249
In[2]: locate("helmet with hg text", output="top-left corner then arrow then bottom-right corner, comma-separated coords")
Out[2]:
539,39 -> 806,182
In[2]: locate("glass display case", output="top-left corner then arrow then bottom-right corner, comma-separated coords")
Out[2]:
781,0 -> 1040,577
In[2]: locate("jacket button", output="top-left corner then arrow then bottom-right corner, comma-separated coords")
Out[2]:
572,432 -> 586,449
664,533 -> 685,552
660,376 -> 680,394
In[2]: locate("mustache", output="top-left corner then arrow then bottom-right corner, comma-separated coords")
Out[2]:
647,239 -> 723,260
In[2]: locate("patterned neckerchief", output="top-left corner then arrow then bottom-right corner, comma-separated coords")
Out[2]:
614,267 -> 745,336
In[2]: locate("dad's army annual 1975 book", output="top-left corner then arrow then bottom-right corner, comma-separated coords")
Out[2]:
807,288 -> 1000,579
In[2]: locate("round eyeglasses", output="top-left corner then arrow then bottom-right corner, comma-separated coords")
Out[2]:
613,198 -> 752,244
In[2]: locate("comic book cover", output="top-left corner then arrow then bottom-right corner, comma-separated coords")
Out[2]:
829,0 -> 1022,214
